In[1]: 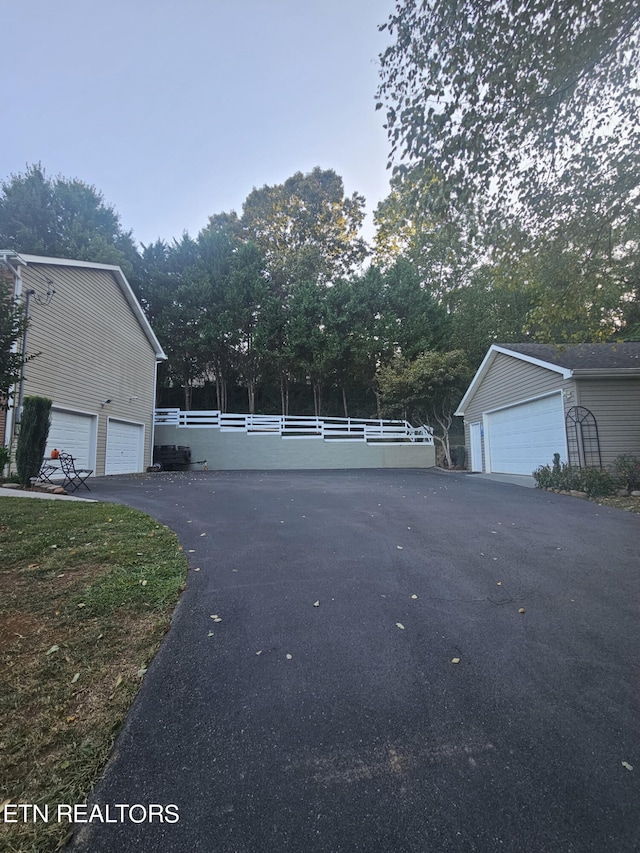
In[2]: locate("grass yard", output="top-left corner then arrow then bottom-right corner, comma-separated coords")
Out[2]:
0,497 -> 187,853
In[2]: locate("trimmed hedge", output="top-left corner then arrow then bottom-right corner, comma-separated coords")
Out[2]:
15,396 -> 52,486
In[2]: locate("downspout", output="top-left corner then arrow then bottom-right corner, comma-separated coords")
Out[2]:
15,287 -> 34,421
150,357 -> 160,468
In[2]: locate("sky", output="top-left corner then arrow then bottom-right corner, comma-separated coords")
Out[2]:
3,0 -> 397,248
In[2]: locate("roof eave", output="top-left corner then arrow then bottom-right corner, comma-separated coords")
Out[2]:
572,368 -> 640,378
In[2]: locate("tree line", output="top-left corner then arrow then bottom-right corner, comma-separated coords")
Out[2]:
1,157 -> 638,430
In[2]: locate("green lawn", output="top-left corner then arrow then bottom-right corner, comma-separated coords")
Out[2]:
0,498 -> 187,853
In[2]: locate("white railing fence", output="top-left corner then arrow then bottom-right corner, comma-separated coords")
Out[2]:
154,409 -> 434,445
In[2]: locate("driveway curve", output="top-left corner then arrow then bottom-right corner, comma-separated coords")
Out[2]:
68,468 -> 639,853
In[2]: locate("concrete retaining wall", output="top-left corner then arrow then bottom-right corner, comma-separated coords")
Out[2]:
154,425 -> 435,471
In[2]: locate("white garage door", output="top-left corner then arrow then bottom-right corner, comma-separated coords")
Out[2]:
105,420 -> 144,474
46,409 -> 95,470
487,394 -> 567,475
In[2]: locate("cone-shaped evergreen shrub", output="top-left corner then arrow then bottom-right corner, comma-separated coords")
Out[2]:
16,396 -> 52,486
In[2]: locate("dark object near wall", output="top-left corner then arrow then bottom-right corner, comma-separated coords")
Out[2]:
153,445 -> 191,470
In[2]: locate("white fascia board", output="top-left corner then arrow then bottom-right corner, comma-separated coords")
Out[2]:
454,345 -> 572,417
19,254 -> 167,361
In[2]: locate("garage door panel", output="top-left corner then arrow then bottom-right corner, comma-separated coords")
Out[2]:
106,420 -> 144,475
487,395 -> 566,475
46,410 -> 95,471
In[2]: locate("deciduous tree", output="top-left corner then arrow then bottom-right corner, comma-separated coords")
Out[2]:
377,0 -> 640,238
240,167 -> 368,287
377,349 -> 470,467
0,164 -> 139,275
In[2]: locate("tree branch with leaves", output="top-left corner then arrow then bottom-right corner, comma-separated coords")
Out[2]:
377,349 -> 470,468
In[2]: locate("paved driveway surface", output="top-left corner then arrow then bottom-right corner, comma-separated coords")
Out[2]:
68,469 -> 639,853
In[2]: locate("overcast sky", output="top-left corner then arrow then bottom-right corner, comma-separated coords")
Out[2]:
3,0 -> 396,248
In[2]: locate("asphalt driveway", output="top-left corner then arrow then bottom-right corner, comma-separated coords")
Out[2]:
68,468 -> 639,853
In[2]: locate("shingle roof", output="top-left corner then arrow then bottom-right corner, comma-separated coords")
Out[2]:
496,342 -> 640,370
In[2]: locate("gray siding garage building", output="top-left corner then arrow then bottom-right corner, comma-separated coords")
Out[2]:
455,343 -> 640,475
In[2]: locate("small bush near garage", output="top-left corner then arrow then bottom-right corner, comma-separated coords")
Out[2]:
533,454 -> 616,497
609,454 -> 640,493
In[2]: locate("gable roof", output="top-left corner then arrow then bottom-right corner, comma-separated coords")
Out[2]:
9,252 -> 166,361
455,342 -> 640,416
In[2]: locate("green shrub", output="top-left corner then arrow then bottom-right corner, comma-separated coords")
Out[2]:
580,467 -> 615,497
610,455 -> 640,492
533,455 -> 616,497
0,444 -> 9,473
15,396 -> 52,487
532,464 -> 554,490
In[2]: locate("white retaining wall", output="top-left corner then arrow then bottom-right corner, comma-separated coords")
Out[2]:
154,425 -> 435,471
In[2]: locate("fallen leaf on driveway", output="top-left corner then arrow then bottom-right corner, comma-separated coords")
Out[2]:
210,615 -> 222,622
452,658 -> 460,664
396,623 -> 405,630
256,650 -> 262,655
313,601 -> 320,607
397,546 -> 403,550
411,594 -> 418,600
518,608 -> 526,614
286,654 -> 293,660
622,761 -> 633,771
208,631 -> 215,637
497,581 -> 502,586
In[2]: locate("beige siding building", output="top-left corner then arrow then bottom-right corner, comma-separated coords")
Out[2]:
1,251 -> 166,477
456,343 -> 640,475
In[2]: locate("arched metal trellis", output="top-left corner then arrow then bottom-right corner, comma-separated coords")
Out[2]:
565,406 -> 602,469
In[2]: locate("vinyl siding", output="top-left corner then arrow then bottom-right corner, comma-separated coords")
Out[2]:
462,353 -> 574,471
575,379 -> 640,467
17,263 -> 157,475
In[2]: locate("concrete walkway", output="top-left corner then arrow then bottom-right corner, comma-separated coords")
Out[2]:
467,472 -> 536,488
0,485 -> 96,502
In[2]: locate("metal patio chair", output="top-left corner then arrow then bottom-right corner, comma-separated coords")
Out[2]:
34,459 -> 60,485
58,452 -> 93,492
